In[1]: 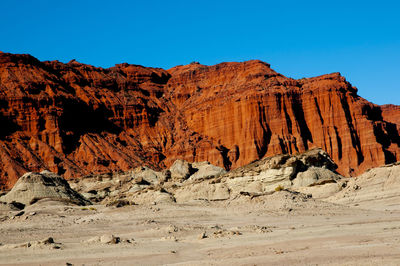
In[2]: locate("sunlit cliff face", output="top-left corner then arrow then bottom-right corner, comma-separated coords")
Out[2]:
0,52 -> 399,189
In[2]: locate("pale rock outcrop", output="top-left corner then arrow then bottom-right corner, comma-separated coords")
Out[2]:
169,159 -> 194,181
173,149 -> 342,202
325,162 -> 400,210
71,159 -> 226,205
189,162 -> 227,180
128,189 -> 175,205
69,149 -> 343,204
174,183 -> 230,202
70,166 -> 167,203
0,237 -> 62,250
0,171 -> 90,206
292,167 -> 342,188
132,166 -> 165,185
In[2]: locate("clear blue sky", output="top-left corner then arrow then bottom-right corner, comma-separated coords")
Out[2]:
1,0 -> 399,105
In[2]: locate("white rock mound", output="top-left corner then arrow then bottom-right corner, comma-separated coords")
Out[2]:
0,171 -> 91,206
325,162 -> 400,210
174,148 -> 343,202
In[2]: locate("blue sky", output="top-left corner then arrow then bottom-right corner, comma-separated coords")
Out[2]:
1,0 -> 399,105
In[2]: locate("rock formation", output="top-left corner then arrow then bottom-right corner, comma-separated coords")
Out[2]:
324,161 -> 400,210
3,148 -> 400,212
68,148 -> 342,205
69,159 -> 226,205
172,148 -> 343,202
0,52 -> 399,188
0,171 -> 90,206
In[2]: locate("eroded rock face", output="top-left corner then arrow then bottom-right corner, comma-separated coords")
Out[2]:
69,148 -> 341,204
69,159 -> 226,205
173,148 -> 342,202
0,53 -> 399,188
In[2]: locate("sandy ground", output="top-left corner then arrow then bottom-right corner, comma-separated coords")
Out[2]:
1,191 -> 400,266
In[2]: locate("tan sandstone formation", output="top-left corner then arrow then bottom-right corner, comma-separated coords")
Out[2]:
66,148 -> 342,205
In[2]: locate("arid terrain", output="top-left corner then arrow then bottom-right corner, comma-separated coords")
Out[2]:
1,53 -> 399,265
1,150 -> 400,265
1,3 -> 399,265
1,194 -> 400,265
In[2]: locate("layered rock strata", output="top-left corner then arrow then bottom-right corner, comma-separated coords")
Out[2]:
0,52 -> 399,188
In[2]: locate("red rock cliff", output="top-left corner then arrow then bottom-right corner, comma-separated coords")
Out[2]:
0,53 -> 399,189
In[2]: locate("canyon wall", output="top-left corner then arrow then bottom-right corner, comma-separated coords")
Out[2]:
0,52 -> 399,189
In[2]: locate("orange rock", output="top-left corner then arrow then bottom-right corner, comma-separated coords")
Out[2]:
0,53 -> 399,189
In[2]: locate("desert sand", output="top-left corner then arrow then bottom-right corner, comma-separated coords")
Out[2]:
1,195 -> 400,265
1,151 -> 400,265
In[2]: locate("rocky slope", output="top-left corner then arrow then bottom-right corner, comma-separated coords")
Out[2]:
3,148 -> 399,212
0,52 -> 399,188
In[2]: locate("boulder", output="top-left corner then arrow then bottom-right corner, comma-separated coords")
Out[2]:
292,167 -> 341,188
189,162 -> 227,180
169,159 -> 194,181
132,166 -> 165,185
0,171 -> 91,206
100,234 -> 120,244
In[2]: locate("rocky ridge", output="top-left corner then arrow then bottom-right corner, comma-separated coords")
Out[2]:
2,148 -> 400,213
0,52 -> 399,188
67,148 -> 343,205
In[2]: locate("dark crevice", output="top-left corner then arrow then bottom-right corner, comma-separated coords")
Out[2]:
385,122 -> 400,147
282,101 -> 293,135
0,112 -> 21,140
275,93 -> 282,111
216,145 -> 232,170
278,137 -> 287,154
58,99 -> 121,154
373,122 -> 400,153
362,104 -> 383,121
150,72 -> 171,84
333,126 -> 343,159
255,103 -> 272,158
339,93 -> 364,164
291,95 -> 313,150
145,106 -> 164,127
373,123 -> 391,148
314,97 -> 324,125
57,165 -> 66,175
383,149 -> 396,164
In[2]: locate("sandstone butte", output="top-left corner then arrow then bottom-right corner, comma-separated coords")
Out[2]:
0,52 -> 399,189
